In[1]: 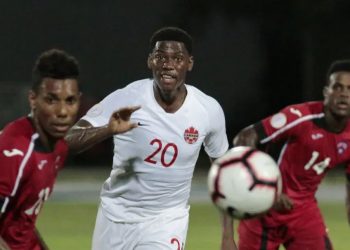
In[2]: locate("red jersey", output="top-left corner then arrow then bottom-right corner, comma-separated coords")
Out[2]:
0,117 -> 68,250
255,101 -> 350,208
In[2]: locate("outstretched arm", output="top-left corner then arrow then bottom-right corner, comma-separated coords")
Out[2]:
233,124 -> 293,212
65,106 -> 140,154
220,213 -> 238,250
210,157 -> 238,250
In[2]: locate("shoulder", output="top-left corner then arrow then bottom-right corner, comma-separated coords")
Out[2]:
282,101 -> 323,117
1,117 -> 33,140
102,79 -> 151,103
0,117 -> 33,150
108,79 -> 151,96
186,84 -> 223,111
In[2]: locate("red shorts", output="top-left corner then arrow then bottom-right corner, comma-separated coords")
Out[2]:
238,202 -> 333,250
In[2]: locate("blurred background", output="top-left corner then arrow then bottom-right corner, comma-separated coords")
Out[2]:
1,1 -> 350,249
2,1 -> 350,166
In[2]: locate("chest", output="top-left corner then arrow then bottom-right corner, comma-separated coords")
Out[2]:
115,105 -> 209,168
21,150 -> 65,197
284,126 -> 350,175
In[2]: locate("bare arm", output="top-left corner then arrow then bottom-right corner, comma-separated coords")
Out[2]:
220,214 -> 238,250
346,176 -> 350,226
233,125 -> 293,211
233,124 -> 259,148
65,106 -> 140,154
209,157 -> 237,250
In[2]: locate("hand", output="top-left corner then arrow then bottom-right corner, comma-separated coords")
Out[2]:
108,106 -> 141,134
273,193 -> 293,212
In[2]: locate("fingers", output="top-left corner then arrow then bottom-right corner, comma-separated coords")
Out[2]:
117,105 -> 141,114
112,106 -> 141,120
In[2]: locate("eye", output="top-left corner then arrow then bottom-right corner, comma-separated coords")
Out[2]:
44,96 -> 55,104
66,97 -> 78,105
333,83 -> 342,91
154,54 -> 164,60
174,56 -> 184,62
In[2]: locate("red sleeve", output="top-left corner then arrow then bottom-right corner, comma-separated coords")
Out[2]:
255,103 -> 316,145
0,132 -> 28,198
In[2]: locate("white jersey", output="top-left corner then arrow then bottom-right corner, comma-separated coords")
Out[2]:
82,78 -> 228,222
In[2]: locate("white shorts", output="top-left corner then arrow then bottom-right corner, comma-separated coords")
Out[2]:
91,205 -> 190,250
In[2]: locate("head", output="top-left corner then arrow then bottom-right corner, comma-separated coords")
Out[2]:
29,49 -> 81,141
147,27 -> 194,97
323,60 -> 350,119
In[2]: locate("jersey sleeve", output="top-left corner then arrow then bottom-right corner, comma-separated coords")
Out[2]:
203,99 -> 229,158
81,88 -> 134,127
81,90 -> 122,127
0,132 -> 27,210
255,104 -> 311,145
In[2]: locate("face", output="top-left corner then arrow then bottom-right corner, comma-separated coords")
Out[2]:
147,41 -> 193,96
28,78 -> 81,140
324,71 -> 350,118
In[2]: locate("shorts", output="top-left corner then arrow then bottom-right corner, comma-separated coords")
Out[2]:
92,205 -> 189,250
238,202 -> 333,250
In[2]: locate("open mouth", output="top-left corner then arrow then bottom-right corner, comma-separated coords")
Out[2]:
336,100 -> 349,110
161,72 -> 176,80
52,124 -> 70,132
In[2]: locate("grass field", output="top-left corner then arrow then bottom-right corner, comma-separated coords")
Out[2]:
37,201 -> 349,250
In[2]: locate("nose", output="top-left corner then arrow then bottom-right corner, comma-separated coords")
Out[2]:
162,58 -> 175,69
57,102 -> 68,117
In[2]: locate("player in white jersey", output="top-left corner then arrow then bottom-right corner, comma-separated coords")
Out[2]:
65,27 -> 237,250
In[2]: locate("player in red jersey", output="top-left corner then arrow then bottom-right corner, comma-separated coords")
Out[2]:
229,60 -> 350,249
0,49 -> 81,250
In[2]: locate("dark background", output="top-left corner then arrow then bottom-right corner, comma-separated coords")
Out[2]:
1,0 -> 350,166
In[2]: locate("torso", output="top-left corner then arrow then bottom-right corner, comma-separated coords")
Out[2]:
258,101 -> 350,206
83,79 -> 228,222
0,117 -> 68,249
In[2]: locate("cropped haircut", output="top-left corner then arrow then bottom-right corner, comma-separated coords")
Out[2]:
326,60 -> 350,84
32,49 -> 80,93
149,27 -> 193,54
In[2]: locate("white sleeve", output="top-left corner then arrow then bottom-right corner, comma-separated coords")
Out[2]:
203,99 -> 229,158
81,89 -> 125,127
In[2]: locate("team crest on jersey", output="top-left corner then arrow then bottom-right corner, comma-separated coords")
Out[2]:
184,127 -> 199,144
270,113 -> 287,129
337,141 -> 348,154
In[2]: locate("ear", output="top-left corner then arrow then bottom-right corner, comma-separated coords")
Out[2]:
28,90 -> 37,110
323,86 -> 329,98
147,54 -> 152,69
188,56 -> 194,72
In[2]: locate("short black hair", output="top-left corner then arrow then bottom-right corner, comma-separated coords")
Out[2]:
326,60 -> 350,81
32,49 -> 80,93
149,27 -> 193,54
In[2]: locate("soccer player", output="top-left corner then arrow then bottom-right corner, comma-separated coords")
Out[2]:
0,49 -> 81,250
231,60 -> 350,249
65,27 -> 235,249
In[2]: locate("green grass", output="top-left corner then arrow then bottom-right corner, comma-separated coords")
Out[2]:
37,201 -> 349,250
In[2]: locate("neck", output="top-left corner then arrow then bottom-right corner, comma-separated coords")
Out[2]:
324,109 -> 348,133
153,84 -> 187,113
29,115 -> 56,151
